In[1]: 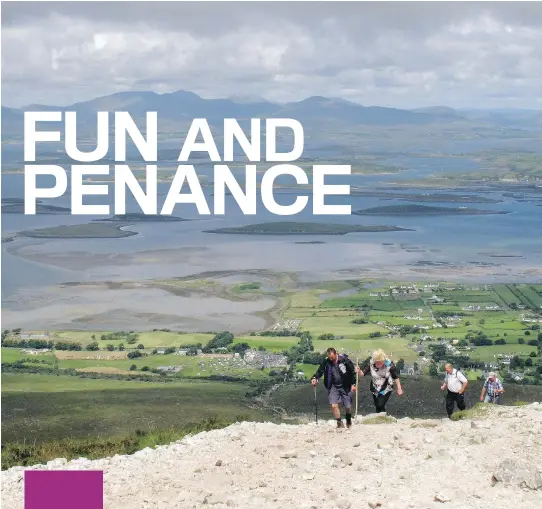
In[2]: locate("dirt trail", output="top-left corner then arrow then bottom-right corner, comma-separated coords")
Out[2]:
2,404 -> 541,509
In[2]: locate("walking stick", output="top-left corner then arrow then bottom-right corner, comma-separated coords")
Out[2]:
355,356 -> 359,419
313,385 -> 318,423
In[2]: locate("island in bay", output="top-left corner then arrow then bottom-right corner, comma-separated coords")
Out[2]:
203,222 -> 413,235
353,204 -> 509,216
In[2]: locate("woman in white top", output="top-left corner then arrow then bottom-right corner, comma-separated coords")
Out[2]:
356,349 -> 404,414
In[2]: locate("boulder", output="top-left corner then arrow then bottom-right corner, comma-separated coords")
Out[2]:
492,458 -> 542,490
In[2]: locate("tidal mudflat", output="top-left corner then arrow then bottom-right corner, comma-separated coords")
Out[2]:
3,235 -> 542,331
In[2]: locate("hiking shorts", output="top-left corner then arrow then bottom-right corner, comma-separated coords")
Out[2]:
328,386 -> 352,408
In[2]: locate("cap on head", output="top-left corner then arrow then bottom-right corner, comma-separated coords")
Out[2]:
489,371 -> 497,378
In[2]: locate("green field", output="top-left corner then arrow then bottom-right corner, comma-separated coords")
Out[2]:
2,279 -> 541,471
1,373 -> 271,445
53,331 -> 213,349
296,316 -> 387,338
233,336 -> 298,351
1,348 -> 56,363
312,338 -> 417,362
515,285 -> 542,308
468,344 -> 539,361
492,284 -> 523,306
57,354 -> 272,379
3,282 -> 539,375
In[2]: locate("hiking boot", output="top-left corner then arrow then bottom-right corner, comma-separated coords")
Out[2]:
346,421 -> 352,429
337,420 -> 345,429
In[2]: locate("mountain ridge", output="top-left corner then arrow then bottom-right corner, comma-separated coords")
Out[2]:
2,89 -> 460,127
4,89 -> 541,133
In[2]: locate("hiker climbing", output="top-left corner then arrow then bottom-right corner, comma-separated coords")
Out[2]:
441,363 -> 468,418
480,371 -> 504,404
311,347 -> 356,428
355,349 -> 403,414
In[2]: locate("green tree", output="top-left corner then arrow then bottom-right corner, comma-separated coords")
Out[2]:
204,331 -> 234,352
129,364 -> 137,371
518,337 -> 525,344
106,344 -> 115,351
510,356 -> 523,370
530,351 -> 538,357
396,358 -> 405,373
525,358 -> 533,367
86,341 -> 99,351
231,342 -> 251,355
137,344 -> 144,349
318,333 -> 335,341
118,343 -> 125,351
429,363 -> 438,378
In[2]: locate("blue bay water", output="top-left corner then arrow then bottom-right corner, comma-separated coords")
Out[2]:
2,137 -> 542,300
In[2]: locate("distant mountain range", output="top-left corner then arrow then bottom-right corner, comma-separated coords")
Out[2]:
2,90 -> 542,135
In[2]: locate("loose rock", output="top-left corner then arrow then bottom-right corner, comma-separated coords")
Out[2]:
492,458 -> 542,490
434,492 -> 452,503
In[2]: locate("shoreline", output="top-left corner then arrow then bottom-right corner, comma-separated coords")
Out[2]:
3,264 -> 542,331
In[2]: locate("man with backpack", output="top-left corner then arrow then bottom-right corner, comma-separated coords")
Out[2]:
440,363 -> 468,418
311,347 -> 356,428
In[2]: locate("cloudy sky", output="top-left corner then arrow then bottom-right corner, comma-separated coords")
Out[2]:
2,1 -> 541,109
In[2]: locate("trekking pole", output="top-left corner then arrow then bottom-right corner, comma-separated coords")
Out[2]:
313,385 -> 318,423
355,356 -> 359,419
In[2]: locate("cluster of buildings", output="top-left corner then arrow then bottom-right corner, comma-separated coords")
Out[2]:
244,351 -> 288,368
390,284 -> 418,295
271,319 -> 302,332
521,315 -> 542,323
21,348 -> 51,355
155,348 -> 203,355
462,304 -> 501,311
153,349 -> 289,374
157,366 -> 182,373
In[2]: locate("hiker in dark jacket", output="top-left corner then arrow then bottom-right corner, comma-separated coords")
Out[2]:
356,349 -> 403,414
311,347 -> 356,428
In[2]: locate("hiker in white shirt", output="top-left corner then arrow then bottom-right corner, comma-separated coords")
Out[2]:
440,363 -> 468,418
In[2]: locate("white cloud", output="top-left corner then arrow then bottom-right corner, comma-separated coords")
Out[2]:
1,4 -> 541,109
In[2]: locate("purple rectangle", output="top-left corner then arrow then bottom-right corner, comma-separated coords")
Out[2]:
25,470 -> 103,509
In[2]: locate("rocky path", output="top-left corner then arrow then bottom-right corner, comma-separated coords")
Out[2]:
2,404 -> 541,509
